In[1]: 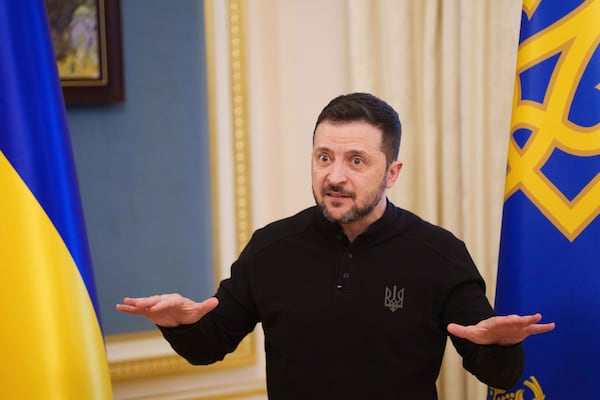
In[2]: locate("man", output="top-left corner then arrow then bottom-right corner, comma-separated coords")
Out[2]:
117,93 -> 554,399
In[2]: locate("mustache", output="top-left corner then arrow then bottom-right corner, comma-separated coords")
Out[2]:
322,184 -> 355,198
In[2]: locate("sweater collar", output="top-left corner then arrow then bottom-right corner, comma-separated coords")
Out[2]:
312,199 -> 401,243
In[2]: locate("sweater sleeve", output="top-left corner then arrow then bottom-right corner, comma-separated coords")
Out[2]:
158,319 -> 223,365
443,280 -> 524,389
457,338 -> 524,389
159,239 -> 260,365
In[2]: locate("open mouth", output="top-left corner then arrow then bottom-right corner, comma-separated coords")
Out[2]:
321,184 -> 354,201
327,192 -> 351,198
324,188 -> 354,199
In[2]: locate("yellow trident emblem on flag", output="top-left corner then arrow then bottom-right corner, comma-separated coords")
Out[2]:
506,0 -> 600,241
489,375 -> 545,400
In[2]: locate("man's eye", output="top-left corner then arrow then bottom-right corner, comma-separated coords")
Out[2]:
352,157 -> 363,165
319,155 -> 330,162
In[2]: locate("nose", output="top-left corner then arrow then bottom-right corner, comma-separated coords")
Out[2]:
327,161 -> 348,185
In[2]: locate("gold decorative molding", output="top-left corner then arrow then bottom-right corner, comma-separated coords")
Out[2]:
228,0 -> 252,253
107,332 -> 255,381
192,388 -> 267,400
106,0 -> 257,382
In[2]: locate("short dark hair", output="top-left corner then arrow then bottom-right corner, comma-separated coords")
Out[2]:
313,93 -> 402,165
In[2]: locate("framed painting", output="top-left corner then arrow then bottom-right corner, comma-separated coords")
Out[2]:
46,0 -> 124,105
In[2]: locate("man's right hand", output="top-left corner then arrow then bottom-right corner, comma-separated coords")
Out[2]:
116,294 -> 219,327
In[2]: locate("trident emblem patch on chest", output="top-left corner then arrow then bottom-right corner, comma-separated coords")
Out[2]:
384,285 -> 404,312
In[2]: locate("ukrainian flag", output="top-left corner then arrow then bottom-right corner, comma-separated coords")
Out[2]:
491,0 -> 600,398
0,1 -> 112,398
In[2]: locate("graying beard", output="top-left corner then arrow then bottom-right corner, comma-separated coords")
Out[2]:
315,172 -> 388,225
319,196 -> 379,224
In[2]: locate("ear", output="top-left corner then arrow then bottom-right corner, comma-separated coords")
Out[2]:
385,161 -> 403,188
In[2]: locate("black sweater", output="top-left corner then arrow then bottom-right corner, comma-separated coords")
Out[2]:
160,201 -> 523,399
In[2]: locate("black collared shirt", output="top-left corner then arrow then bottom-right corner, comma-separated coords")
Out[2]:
161,201 -> 523,399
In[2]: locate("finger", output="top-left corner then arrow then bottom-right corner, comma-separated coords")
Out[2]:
121,297 -> 140,306
117,296 -> 165,316
144,294 -> 189,313
446,323 -> 471,339
513,314 -> 556,331
527,322 -> 556,335
121,296 -> 147,307
116,303 -> 147,315
124,295 -> 164,309
497,313 -> 542,328
199,297 -> 219,313
518,313 -> 543,325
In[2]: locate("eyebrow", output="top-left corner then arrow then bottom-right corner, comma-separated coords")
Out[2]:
313,147 -> 370,158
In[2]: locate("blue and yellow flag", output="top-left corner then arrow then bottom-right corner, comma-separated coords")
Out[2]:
0,1 -> 112,398
491,0 -> 600,398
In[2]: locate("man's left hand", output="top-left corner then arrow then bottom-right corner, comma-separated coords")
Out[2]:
447,313 -> 555,346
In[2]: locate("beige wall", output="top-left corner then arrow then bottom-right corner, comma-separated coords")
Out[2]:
247,0 -> 349,228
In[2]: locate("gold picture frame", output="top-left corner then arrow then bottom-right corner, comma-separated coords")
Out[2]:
46,0 -> 124,105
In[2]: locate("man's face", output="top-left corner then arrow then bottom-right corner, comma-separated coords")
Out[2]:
311,120 -> 401,225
